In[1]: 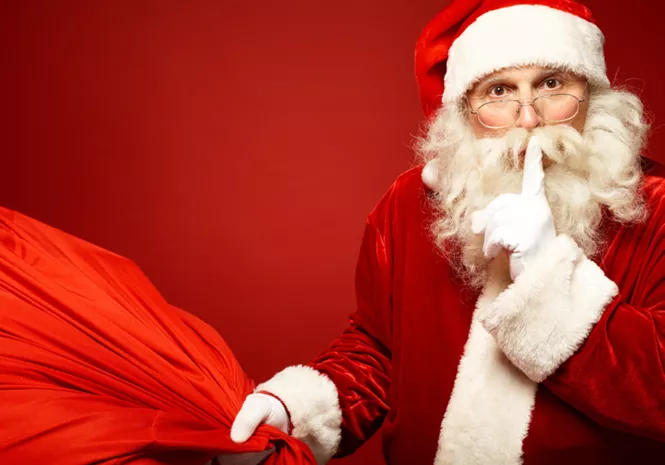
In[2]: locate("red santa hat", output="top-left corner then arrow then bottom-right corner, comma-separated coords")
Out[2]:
415,0 -> 610,118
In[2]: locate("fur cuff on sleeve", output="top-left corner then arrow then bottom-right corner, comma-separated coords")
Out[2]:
256,365 -> 342,464
477,234 -> 618,383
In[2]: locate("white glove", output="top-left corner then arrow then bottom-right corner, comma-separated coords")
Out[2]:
216,393 -> 290,465
471,136 -> 556,281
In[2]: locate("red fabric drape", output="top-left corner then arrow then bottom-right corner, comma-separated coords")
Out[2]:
0,207 -> 316,465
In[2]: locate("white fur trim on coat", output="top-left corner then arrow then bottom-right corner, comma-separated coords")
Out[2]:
256,365 -> 342,465
435,256 -> 537,465
477,234 -> 619,383
421,159 -> 439,190
443,5 -> 610,103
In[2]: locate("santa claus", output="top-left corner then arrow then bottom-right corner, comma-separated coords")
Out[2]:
226,0 -> 665,464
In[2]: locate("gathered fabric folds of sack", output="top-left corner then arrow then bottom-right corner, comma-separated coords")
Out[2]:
0,207 -> 316,465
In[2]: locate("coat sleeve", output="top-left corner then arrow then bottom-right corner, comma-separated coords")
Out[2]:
256,214 -> 394,464
475,207 -> 665,441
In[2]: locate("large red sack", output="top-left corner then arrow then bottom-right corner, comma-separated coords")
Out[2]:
0,207 -> 316,465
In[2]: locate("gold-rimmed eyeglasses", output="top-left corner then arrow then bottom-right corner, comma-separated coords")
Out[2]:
468,93 -> 586,129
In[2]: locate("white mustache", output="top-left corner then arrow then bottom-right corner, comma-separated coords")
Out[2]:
475,125 -> 586,171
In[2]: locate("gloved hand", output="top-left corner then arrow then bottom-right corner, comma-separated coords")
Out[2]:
215,393 -> 290,465
471,136 -> 556,281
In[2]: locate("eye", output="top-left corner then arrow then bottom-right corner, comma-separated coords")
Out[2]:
542,78 -> 562,91
488,85 -> 509,98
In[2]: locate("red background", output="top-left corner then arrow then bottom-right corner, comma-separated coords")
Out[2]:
1,1 -> 664,464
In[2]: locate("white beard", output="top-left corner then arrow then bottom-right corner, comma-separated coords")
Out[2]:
418,86 -> 648,289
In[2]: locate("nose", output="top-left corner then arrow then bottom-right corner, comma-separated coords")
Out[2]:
516,102 -> 542,130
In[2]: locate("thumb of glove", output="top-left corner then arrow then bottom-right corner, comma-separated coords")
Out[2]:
230,393 -> 289,443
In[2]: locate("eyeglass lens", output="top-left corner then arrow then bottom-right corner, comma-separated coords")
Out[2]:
477,94 -> 580,128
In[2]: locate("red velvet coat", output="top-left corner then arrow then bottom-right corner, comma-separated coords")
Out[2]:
259,161 -> 665,465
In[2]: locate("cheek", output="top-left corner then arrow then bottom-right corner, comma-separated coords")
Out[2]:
468,113 -> 504,138
571,106 -> 588,133
573,89 -> 591,133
